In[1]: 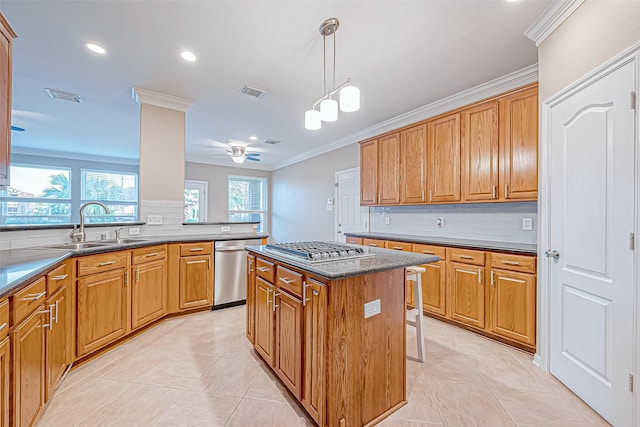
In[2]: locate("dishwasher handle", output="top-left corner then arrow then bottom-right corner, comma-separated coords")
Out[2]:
215,247 -> 248,252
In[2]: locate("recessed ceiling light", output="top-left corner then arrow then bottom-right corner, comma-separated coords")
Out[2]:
506,0 -> 520,2
85,43 -> 106,55
181,51 -> 197,62
249,136 -> 257,141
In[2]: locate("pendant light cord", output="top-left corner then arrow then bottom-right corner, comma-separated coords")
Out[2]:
323,35 -> 327,96
333,30 -> 336,93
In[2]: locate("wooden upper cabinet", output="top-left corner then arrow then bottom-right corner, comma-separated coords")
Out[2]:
378,132 -> 401,204
500,85 -> 538,200
428,112 -> 461,203
360,139 -> 378,205
0,14 -> 15,189
401,124 -> 427,204
461,101 -> 499,202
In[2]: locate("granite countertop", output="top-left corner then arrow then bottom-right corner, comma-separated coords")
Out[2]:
344,232 -> 537,255
245,244 -> 438,280
0,233 -> 268,298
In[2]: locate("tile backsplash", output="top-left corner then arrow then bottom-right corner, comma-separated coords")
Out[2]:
369,202 -> 537,244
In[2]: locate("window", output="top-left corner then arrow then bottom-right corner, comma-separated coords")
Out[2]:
228,175 -> 267,233
0,165 -> 72,224
81,170 -> 138,223
184,180 -> 208,222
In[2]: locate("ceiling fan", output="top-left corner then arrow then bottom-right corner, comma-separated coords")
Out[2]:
227,146 -> 260,164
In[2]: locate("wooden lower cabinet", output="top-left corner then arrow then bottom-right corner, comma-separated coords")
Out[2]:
246,255 -> 256,344
178,255 -> 213,310
0,337 -> 8,427
274,290 -> 303,399
302,279 -> 326,426
254,277 -> 275,365
76,268 -> 128,358
489,268 -> 536,346
421,260 -> 447,316
45,286 -> 68,401
12,308 -> 45,427
449,263 -> 485,329
131,260 -> 166,330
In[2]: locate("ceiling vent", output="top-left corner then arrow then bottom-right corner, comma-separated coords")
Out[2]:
240,84 -> 267,99
264,139 -> 281,145
45,88 -> 83,103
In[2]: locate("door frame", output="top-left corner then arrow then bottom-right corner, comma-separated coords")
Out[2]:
537,40 -> 640,422
334,167 -> 366,241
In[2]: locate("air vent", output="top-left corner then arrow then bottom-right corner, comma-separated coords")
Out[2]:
240,84 -> 267,99
264,139 -> 281,145
45,88 -> 83,103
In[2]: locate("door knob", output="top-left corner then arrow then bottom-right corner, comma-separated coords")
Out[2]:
545,249 -> 560,259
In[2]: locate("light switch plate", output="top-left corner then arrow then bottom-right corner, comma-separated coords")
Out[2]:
522,217 -> 533,231
147,215 -> 163,225
221,225 -> 231,232
364,299 -> 381,319
384,216 -> 390,225
436,217 -> 445,227
129,227 -> 140,236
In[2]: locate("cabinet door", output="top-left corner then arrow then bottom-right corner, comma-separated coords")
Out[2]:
378,132 -> 401,204
428,112 -> 461,202
254,277 -> 275,366
0,337 -> 7,427
490,269 -> 536,346
13,309 -> 45,427
401,124 -> 428,204
246,255 -> 256,344
0,15 -> 13,188
302,279 -> 327,427
360,139 -> 378,205
132,260 -> 167,330
45,286 -> 68,401
275,290 -> 303,400
500,86 -> 538,200
461,101 -> 499,201
179,255 -> 213,310
77,269 -> 128,357
422,261 -> 447,317
449,263 -> 485,329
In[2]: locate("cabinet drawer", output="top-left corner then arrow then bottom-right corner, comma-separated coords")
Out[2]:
276,266 -> 303,298
0,299 -> 8,339
491,252 -> 536,274
256,258 -> 275,282
180,242 -> 212,257
449,248 -> 485,266
77,251 -> 128,277
412,243 -> 446,259
132,245 -> 167,265
345,237 -> 363,245
362,238 -> 385,248
12,276 -> 46,325
384,241 -> 412,251
46,262 -> 70,295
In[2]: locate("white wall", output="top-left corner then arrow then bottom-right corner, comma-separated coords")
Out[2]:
185,161 -> 271,223
271,143 -> 359,243
538,0 -> 640,101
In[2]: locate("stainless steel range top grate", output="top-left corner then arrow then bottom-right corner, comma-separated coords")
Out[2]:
264,241 -> 374,264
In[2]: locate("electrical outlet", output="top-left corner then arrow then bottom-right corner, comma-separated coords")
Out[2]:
384,216 -> 390,225
147,215 -> 163,225
129,227 -> 140,236
221,225 -> 231,232
364,299 -> 381,319
522,217 -> 533,231
436,217 -> 445,227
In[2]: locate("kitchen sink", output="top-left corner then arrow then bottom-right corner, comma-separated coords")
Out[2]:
98,238 -> 150,244
43,242 -> 115,250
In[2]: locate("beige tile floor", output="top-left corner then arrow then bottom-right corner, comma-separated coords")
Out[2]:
36,306 -> 610,427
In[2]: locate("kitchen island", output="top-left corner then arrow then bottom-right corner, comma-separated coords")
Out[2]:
245,242 -> 438,427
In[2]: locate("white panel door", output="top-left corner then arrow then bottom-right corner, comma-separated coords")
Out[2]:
549,60 -> 635,426
335,169 -> 369,242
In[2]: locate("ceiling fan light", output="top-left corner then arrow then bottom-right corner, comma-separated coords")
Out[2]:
232,155 -> 245,164
339,85 -> 360,112
320,98 -> 338,122
305,109 -> 322,130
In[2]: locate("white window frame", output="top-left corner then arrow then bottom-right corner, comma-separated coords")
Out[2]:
80,168 -> 139,223
228,175 -> 268,233
184,179 -> 208,222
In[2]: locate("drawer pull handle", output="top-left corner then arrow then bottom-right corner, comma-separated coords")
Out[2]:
257,267 -> 270,272
22,291 -> 46,301
272,292 -> 280,311
501,261 -> 521,266
422,250 -> 435,255
279,277 -> 294,285
98,261 -> 116,266
0,323 -> 6,331
490,270 -> 495,286
144,252 -> 161,257
368,244 -> 378,247
189,248 -> 204,252
392,246 -> 404,250
458,255 -> 474,260
186,260 -> 207,265
51,274 -> 68,281
478,268 -> 482,284
55,300 -> 59,323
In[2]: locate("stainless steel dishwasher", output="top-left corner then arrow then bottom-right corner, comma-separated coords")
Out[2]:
214,239 -> 263,309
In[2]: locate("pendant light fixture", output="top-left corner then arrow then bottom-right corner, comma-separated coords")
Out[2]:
304,18 -> 360,130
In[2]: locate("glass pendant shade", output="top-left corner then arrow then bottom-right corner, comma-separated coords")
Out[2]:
232,155 -> 245,164
305,109 -> 322,130
320,98 -> 338,122
339,85 -> 360,112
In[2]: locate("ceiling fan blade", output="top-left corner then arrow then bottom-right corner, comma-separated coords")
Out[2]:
246,153 -> 261,157
245,157 -> 261,161
11,125 -> 25,132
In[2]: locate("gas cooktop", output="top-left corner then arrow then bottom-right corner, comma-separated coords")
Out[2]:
263,241 -> 375,264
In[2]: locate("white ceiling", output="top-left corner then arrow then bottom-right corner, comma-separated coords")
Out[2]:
2,0 -> 549,171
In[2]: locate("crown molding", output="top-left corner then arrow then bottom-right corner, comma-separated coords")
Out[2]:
524,0 -> 585,47
132,87 -> 193,112
271,64 -> 538,171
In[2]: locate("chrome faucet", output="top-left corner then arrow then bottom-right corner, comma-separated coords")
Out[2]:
69,202 -> 110,242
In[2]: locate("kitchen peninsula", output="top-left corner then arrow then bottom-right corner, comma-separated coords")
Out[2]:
245,242 -> 438,427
